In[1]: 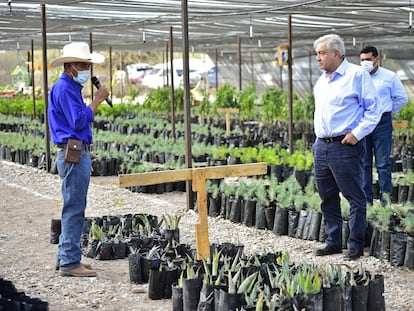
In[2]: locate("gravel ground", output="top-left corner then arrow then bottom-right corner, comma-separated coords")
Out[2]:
1,160 -> 414,310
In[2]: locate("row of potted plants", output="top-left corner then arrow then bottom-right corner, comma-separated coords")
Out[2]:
168,250 -> 385,311
66,209 -> 385,310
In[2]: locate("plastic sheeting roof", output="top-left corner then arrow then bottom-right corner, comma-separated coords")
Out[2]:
0,0 -> 414,57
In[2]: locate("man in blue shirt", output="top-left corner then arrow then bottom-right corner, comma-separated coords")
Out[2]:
49,42 -> 109,277
312,34 -> 381,260
360,46 -> 409,206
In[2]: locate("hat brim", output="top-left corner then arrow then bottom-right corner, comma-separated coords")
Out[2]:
50,52 -> 104,68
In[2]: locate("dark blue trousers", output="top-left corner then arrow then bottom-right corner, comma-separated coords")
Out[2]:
363,112 -> 393,204
312,138 -> 366,251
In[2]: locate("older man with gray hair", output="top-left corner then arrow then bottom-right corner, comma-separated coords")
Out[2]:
312,34 -> 381,260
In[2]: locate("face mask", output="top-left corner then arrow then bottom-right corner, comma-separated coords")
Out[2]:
360,60 -> 374,73
72,65 -> 90,84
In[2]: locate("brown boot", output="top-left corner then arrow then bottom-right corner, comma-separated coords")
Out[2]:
55,261 -> 92,271
60,265 -> 97,277
81,262 -> 92,270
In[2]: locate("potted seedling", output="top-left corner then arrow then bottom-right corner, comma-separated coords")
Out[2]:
162,213 -> 181,245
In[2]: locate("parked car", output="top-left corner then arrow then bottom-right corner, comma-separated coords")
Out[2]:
142,58 -> 215,89
189,66 -> 218,89
126,63 -> 152,84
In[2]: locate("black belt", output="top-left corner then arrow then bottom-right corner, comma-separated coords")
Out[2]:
56,144 -> 91,151
319,135 -> 345,143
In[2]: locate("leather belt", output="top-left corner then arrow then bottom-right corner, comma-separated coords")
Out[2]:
56,144 -> 91,151
319,135 -> 345,143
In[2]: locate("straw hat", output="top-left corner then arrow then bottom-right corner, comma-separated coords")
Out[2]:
50,42 -> 104,68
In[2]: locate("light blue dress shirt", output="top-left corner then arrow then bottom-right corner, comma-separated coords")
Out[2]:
370,66 -> 408,115
313,59 -> 381,141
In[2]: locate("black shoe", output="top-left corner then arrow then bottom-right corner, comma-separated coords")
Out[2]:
315,245 -> 342,256
344,249 -> 364,260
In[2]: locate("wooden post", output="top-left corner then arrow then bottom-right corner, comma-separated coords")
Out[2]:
217,108 -> 239,136
192,169 -> 209,260
119,162 -> 267,259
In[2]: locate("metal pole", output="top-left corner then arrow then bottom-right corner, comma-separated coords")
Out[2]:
238,36 -> 242,91
287,15 -> 293,154
279,65 -> 283,89
215,48 -> 218,90
89,32 -> 94,100
31,39 -> 36,119
250,51 -> 254,83
120,52 -> 124,99
170,26 -> 176,142
41,4 -> 50,172
165,42 -> 169,86
308,50 -> 313,92
181,0 -> 193,210
109,46 -> 113,103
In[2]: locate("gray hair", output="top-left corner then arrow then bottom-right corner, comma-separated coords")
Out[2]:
314,34 -> 345,58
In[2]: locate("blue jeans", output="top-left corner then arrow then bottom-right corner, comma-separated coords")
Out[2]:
56,149 -> 91,270
363,112 -> 393,204
312,138 -> 366,251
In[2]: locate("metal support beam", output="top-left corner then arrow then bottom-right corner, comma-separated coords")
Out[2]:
40,4 -> 50,172
288,15 -> 294,154
181,0 -> 194,210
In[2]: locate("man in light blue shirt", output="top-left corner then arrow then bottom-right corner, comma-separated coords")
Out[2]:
360,46 -> 409,205
312,34 -> 381,260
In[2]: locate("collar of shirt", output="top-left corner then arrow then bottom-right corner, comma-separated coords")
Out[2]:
323,59 -> 347,82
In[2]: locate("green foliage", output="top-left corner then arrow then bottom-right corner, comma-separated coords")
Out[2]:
211,145 -> 228,161
0,94 -> 44,116
293,93 -> 315,122
128,86 -> 140,100
273,175 -> 303,208
213,83 -> 239,111
198,92 -> 212,117
366,200 -> 385,229
96,101 -> 141,118
161,213 -> 181,230
0,131 -> 44,154
206,180 -> 221,199
400,207 -> 414,235
173,87 -> 185,112
238,82 -> 257,120
254,179 -> 269,206
142,86 -> 171,115
394,100 -> 414,127
287,149 -> 313,171
239,146 -> 258,164
90,220 -> 105,241
260,86 -> 288,123
256,144 -> 289,165
297,265 -> 322,294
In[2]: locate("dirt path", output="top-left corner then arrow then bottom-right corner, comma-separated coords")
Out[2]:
0,164 -> 173,311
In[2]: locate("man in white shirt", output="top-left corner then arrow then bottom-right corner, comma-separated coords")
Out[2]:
360,45 -> 409,206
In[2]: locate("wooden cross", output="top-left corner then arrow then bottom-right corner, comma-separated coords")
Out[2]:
118,162 -> 267,260
217,108 -> 239,136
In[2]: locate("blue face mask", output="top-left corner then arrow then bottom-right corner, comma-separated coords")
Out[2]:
72,65 -> 90,84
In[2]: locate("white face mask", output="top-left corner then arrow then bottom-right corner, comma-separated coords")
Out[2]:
72,65 -> 90,84
360,60 -> 374,73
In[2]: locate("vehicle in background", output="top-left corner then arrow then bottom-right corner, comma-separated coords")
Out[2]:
189,66 -> 218,89
141,57 -> 215,89
126,63 -> 152,84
